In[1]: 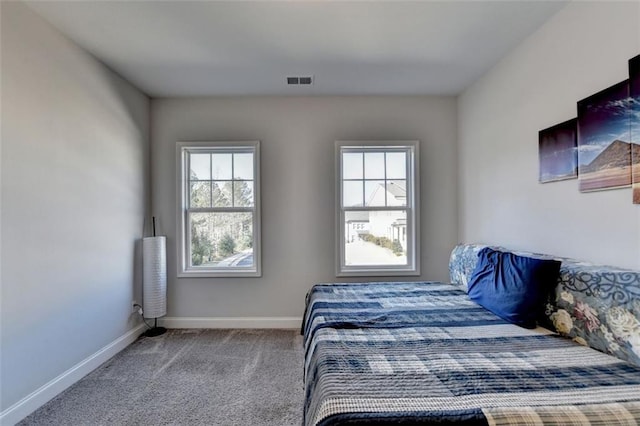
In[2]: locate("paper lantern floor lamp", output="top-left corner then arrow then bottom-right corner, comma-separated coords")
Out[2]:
142,233 -> 167,337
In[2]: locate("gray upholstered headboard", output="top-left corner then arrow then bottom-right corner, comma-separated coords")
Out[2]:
449,243 -> 640,367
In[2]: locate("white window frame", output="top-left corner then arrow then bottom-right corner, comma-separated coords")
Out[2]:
335,140 -> 420,277
176,141 -> 261,278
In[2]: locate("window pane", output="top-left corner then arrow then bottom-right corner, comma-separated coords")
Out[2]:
364,180 -> 385,206
190,181 -> 211,208
190,154 -> 211,180
364,152 -> 385,179
212,181 -> 232,207
233,181 -> 254,207
344,210 -> 407,266
343,152 -> 363,179
386,152 -> 406,179
386,180 -> 407,206
343,181 -> 363,207
212,153 -> 232,180
234,153 -> 254,180
190,212 -> 253,268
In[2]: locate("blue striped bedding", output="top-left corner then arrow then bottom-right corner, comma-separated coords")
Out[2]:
302,282 -> 640,426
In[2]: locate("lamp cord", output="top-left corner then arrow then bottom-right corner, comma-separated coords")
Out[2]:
142,317 -> 154,329
134,303 -> 156,329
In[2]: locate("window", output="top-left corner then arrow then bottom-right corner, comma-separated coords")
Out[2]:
177,141 -> 261,277
336,141 -> 419,276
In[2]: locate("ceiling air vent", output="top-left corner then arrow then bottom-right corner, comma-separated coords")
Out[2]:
287,76 -> 314,86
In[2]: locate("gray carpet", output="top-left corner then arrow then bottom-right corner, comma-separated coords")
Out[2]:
19,329 -> 304,426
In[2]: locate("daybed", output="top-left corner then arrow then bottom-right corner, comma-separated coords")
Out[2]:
302,244 -> 640,426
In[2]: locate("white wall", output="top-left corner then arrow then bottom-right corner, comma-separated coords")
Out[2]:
1,2 -> 149,415
458,2 -> 640,269
151,96 -> 457,319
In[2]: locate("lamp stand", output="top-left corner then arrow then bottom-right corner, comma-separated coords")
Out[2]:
143,318 -> 167,337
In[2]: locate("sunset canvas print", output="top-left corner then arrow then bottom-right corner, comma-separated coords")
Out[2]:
630,55 -> 640,204
577,80 -> 632,192
539,118 -> 577,183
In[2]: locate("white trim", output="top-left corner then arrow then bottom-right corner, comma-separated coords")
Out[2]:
160,316 -> 302,329
176,141 -> 262,278
336,268 -> 420,277
334,140 -> 421,277
0,324 -> 145,426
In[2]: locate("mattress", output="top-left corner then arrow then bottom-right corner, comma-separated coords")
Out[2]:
303,282 -> 640,426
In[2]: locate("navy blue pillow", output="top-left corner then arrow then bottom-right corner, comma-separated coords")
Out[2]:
467,247 -> 561,329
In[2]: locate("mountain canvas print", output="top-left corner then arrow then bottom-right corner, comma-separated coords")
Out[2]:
539,118 -> 578,183
630,55 -> 640,204
577,80 -> 632,192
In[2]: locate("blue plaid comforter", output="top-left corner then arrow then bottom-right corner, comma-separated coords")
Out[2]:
302,282 -> 640,426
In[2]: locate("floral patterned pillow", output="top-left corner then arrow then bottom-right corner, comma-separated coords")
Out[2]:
449,244 -> 505,291
548,264 -> 640,367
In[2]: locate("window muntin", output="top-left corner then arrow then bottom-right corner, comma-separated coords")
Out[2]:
177,142 -> 260,277
337,142 -> 419,276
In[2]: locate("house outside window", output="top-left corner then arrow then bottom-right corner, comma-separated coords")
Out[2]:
177,141 -> 261,277
336,141 -> 420,276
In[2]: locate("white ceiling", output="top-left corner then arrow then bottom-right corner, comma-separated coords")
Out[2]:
25,1 -> 567,97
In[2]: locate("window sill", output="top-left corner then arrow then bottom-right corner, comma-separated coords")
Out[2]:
177,269 -> 261,278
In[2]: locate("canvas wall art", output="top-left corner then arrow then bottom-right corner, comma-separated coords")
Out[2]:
577,80 -> 632,192
539,118 -> 577,183
630,55 -> 640,204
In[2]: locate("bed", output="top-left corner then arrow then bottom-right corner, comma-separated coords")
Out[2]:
302,245 -> 640,426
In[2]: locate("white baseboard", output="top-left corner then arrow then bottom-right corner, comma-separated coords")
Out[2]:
0,324 -> 146,426
160,316 -> 302,329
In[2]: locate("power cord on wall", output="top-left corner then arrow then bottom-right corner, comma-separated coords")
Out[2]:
133,303 -> 154,329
